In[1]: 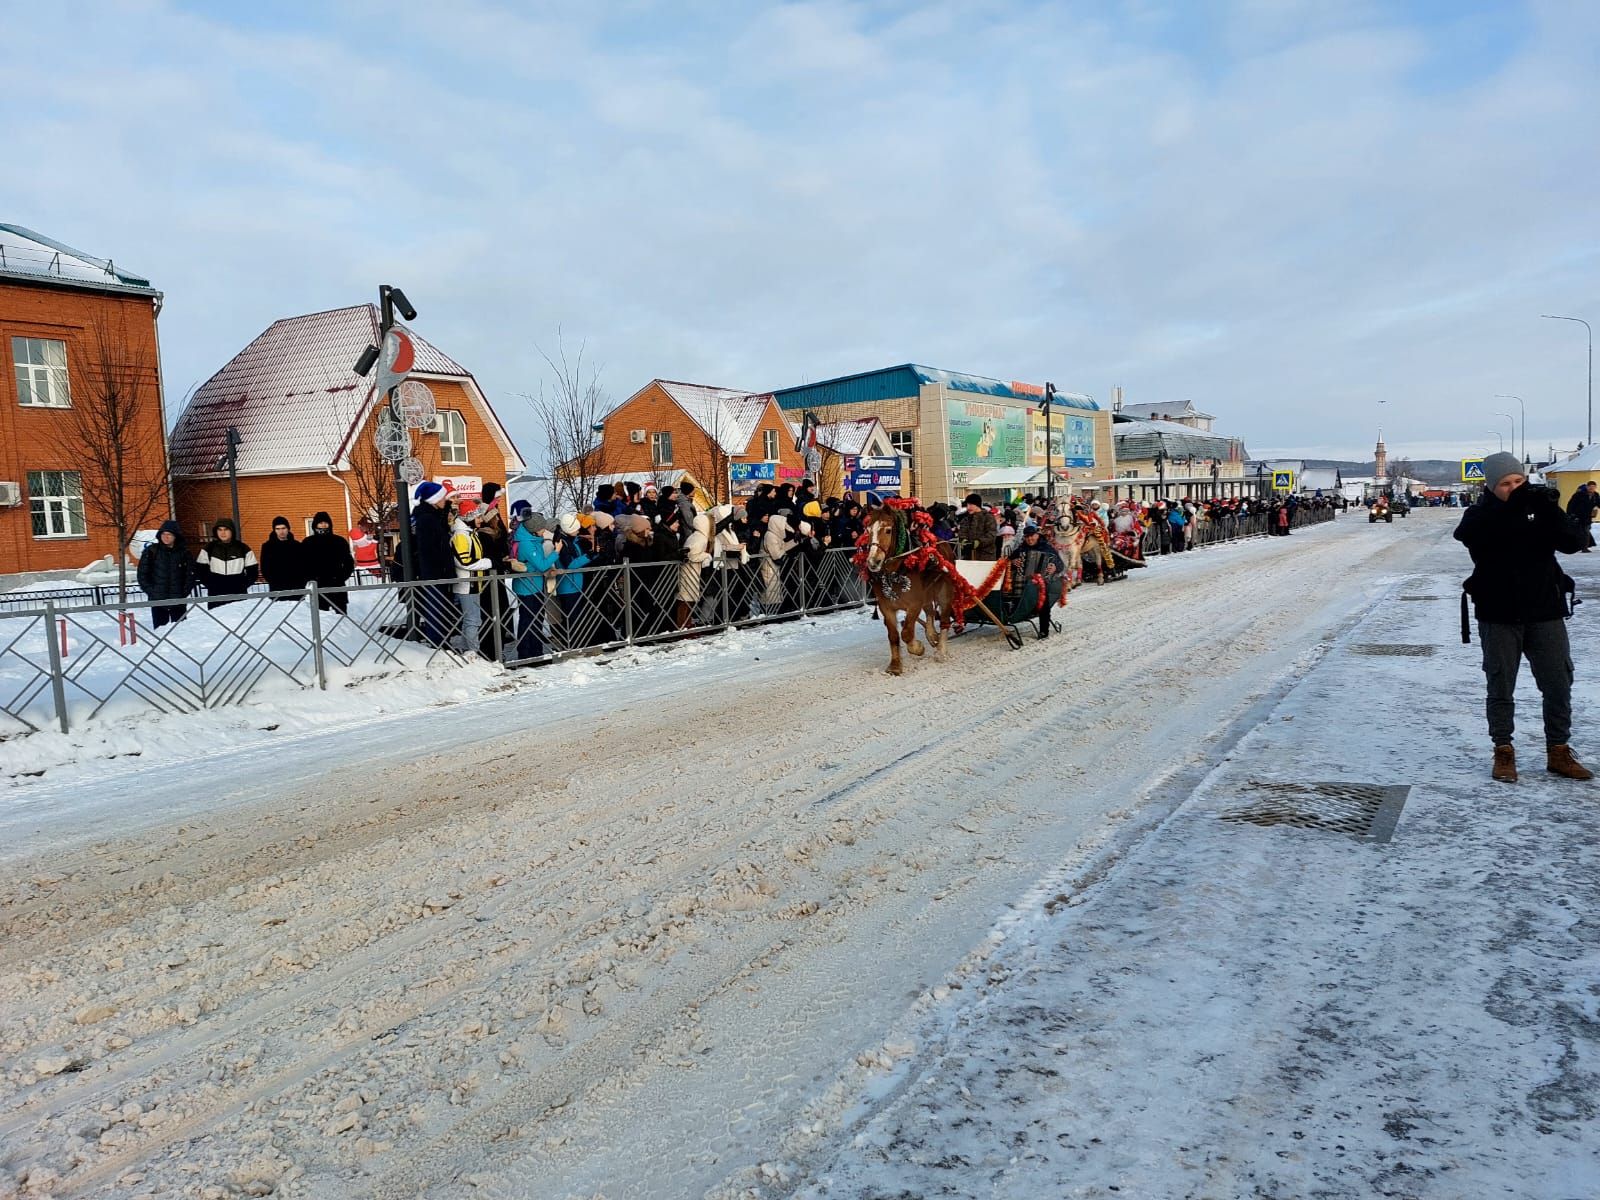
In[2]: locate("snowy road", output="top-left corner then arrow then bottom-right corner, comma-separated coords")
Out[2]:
0,513 -> 1441,1199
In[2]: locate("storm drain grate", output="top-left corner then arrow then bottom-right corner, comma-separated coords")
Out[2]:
1219,781 -> 1410,842
1349,643 -> 1436,657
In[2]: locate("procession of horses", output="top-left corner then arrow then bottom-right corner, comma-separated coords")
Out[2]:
856,495 -> 1144,675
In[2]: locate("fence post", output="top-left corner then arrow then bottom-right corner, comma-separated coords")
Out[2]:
621,562 -> 635,646
42,602 -> 69,734
489,576 -> 505,664
797,552 -> 809,614
720,562 -> 732,628
307,584 -> 327,690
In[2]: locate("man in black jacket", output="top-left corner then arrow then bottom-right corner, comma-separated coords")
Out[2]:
1565,480 -> 1598,551
137,520 -> 194,628
412,481 -> 455,645
302,510 -> 356,613
1455,452 -> 1591,782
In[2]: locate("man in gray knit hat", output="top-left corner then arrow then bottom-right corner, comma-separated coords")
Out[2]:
1455,451 -> 1591,782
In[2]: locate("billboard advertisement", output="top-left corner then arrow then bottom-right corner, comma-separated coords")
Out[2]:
947,400 -> 1027,468
1027,411 -> 1096,468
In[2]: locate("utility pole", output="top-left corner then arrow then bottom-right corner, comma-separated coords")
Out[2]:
220,425 -> 242,534
1542,314 -> 1592,446
353,284 -> 419,580
1043,382 -> 1056,506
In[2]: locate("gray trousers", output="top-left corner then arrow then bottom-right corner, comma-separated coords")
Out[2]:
1479,619 -> 1573,747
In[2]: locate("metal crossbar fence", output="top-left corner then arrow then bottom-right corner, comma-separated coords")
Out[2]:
0,512 -> 1336,737
1140,504 -> 1334,557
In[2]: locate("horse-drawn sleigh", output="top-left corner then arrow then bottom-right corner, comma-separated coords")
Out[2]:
856,498 -> 1064,675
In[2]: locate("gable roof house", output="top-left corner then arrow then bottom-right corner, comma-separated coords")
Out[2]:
169,304 -> 523,545
564,379 -> 804,505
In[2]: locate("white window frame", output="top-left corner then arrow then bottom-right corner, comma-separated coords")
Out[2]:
651,431 -> 673,467
762,429 -> 779,461
889,429 -> 914,457
27,470 -> 86,538
13,337 -> 71,408
438,409 -> 468,465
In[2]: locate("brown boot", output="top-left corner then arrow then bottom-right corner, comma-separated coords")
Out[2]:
1492,744 -> 1517,783
1546,744 -> 1593,780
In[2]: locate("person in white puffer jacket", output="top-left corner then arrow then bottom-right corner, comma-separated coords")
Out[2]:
706,504 -> 749,623
677,510 -> 712,628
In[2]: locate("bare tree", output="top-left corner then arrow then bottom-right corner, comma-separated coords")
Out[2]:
48,313 -> 171,605
520,330 -> 611,511
679,401 -> 739,506
1388,456 -> 1414,492
348,407 -> 401,534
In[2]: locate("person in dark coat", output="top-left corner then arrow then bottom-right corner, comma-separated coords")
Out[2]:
955,493 -> 999,560
1565,480 -> 1598,551
259,516 -> 307,598
137,520 -> 193,628
195,517 -> 258,607
302,510 -> 356,612
1456,451 -> 1591,783
412,482 -> 456,645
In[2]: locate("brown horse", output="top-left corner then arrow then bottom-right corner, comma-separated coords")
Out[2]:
860,504 -> 955,675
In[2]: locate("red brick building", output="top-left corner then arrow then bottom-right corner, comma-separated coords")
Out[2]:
576,380 -> 804,504
168,305 -> 524,550
0,224 -> 170,578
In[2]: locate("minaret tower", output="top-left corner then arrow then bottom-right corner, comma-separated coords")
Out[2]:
1374,430 -> 1388,482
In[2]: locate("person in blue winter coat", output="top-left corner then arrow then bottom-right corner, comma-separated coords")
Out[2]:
550,514 -> 591,649
509,503 -> 559,661
1168,501 -> 1188,553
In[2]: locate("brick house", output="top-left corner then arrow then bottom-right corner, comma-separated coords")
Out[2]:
0,224 -> 170,579
572,380 -> 804,504
169,305 -> 523,552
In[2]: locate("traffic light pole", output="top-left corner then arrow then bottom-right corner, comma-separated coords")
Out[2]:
378,286 -> 414,583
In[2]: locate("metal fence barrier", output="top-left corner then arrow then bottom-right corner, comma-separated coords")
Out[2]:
1139,503 -> 1336,557
0,510 -> 1341,737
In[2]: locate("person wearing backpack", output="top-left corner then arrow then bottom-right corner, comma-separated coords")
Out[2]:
1456,452 -> 1591,783
450,499 -> 492,655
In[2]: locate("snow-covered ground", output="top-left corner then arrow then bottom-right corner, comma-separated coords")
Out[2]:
0,514 -> 1474,1199
721,517 -> 1600,1200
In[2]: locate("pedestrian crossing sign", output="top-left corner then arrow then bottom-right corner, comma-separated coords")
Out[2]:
1461,458 -> 1485,483
1272,471 -> 1294,492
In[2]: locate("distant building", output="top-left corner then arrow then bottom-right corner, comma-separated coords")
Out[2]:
1113,398 -> 1215,432
570,379 -> 803,505
0,224 -> 171,580
769,364 -> 1112,503
1110,415 -> 1252,501
169,305 -> 523,548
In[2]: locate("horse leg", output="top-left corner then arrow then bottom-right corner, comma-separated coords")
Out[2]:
879,600 -> 904,675
902,605 -> 924,657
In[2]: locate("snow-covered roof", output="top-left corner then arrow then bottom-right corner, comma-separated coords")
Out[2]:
0,223 -> 158,298
653,381 -> 774,455
169,304 -> 523,477
1543,445 -> 1600,476
1112,417 -> 1246,462
1117,399 -> 1215,422
782,416 -> 887,457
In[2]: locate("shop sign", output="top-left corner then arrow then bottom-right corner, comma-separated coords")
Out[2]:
438,474 -> 482,500
946,399 -> 1027,467
730,461 -> 777,483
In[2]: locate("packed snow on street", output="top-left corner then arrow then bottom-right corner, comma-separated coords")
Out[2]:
3,512 -> 1592,1200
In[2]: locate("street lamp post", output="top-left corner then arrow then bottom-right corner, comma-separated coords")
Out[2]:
1487,429 -> 1504,452
1541,314 -> 1593,446
1043,382 -> 1056,506
1495,412 -> 1516,455
1495,394 -> 1526,463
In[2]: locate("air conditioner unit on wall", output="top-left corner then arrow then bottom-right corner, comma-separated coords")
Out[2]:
0,482 -> 20,507
629,429 -> 647,444
427,414 -> 444,435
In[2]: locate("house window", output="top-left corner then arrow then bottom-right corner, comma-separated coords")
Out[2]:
13,337 -> 70,408
27,470 -> 86,537
438,410 -> 468,464
651,431 -> 673,466
763,429 -> 779,461
890,429 -> 914,458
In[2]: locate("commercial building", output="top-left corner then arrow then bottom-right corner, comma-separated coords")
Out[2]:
169,305 -> 523,548
770,364 -> 1111,504
1106,401 -> 1252,502
0,224 -> 171,580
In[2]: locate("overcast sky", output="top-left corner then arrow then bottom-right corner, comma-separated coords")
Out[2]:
4,0 -> 1596,467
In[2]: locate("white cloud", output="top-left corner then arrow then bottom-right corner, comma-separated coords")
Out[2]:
1,0 -> 1594,472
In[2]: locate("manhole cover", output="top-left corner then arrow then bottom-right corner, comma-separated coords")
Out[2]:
1220,781 -> 1410,842
1350,643 -> 1435,656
